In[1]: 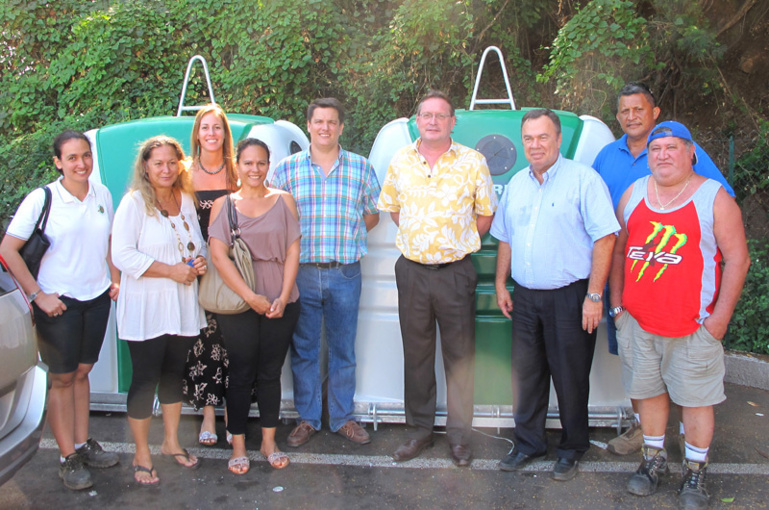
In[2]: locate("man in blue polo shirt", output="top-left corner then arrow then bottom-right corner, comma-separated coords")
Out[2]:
593,82 -> 735,456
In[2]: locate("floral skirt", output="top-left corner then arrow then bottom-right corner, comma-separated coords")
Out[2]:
183,313 -> 227,410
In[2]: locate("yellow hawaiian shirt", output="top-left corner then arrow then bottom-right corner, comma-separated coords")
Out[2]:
377,139 -> 497,264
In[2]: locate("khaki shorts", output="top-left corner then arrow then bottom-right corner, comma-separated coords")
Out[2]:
614,312 -> 726,407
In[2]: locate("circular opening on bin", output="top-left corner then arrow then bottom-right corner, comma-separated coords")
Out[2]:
475,134 -> 517,176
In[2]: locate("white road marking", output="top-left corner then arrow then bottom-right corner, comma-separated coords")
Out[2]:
43,439 -> 769,475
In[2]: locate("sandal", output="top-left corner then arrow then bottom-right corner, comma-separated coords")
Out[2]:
226,431 -> 233,445
133,465 -> 159,486
162,448 -> 201,470
265,451 -> 290,470
228,456 -> 250,475
199,430 -> 218,446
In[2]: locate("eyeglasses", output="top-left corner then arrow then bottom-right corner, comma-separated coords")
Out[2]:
417,113 -> 452,121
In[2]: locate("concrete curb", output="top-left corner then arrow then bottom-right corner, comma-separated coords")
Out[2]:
725,350 -> 769,391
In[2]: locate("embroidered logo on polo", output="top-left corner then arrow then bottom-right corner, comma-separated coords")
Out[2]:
628,221 -> 687,282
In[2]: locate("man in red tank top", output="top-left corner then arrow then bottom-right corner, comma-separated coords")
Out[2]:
609,121 -> 750,510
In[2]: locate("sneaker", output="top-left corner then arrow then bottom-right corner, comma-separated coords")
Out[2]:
679,460 -> 710,510
336,420 -> 371,445
608,422 -> 643,455
287,421 -> 317,448
59,453 -> 93,491
627,446 -> 669,496
76,438 -> 119,468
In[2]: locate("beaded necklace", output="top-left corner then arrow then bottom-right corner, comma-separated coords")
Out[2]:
198,158 -> 225,175
157,191 -> 195,261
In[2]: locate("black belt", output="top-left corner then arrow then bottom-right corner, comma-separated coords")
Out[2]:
302,261 -> 343,269
412,256 -> 465,270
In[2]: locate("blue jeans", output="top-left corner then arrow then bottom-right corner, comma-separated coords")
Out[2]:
291,262 -> 361,431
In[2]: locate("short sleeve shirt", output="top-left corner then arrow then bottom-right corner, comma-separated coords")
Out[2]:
270,148 -> 381,264
7,178 -> 114,300
378,139 -> 497,264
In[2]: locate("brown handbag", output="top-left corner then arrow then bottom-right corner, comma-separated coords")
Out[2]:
198,195 -> 256,314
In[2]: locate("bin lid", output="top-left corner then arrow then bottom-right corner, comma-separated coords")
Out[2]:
406,108 -> 584,185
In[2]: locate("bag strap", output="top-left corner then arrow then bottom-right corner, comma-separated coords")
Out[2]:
225,194 -> 240,243
34,186 -> 52,233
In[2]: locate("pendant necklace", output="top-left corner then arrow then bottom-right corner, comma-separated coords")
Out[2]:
199,158 -> 225,175
158,192 -> 195,261
654,175 -> 692,210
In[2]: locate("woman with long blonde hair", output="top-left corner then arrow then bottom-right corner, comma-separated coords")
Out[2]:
182,104 -> 240,446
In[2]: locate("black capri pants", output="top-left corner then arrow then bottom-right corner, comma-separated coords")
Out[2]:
126,334 -> 197,419
217,301 -> 300,435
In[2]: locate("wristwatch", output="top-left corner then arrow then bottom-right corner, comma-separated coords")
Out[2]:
586,292 -> 602,303
609,305 -> 625,318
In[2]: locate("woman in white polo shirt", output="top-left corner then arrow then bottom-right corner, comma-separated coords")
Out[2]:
111,135 -> 207,486
0,130 -> 120,491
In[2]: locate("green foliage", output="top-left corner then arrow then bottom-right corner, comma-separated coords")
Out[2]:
728,240 -> 769,355
732,120 -> 769,201
539,0 -> 658,117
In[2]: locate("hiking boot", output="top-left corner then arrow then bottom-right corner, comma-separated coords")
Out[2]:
608,422 -> 643,455
76,438 -> 119,468
627,446 -> 669,496
59,453 -> 93,491
679,460 -> 710,510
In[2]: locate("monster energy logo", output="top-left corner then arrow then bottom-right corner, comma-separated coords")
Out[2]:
627,221 -> 687,282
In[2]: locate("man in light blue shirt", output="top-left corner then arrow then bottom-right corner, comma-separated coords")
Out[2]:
491,109 -> 618,481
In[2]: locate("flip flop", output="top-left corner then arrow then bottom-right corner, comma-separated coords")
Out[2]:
226,431 -> 233,445
163,448 -> 201,470
228,456 -> 250,475
133,465 -> 159,486
199,430 -> 218,446
265,451 -> 290,470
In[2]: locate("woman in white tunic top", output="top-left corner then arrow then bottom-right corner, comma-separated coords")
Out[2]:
112,135 -> 207,486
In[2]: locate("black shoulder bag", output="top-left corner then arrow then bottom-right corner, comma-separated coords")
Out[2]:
19,186 -> 52,278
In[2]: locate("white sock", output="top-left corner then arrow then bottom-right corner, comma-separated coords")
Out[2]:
634,413 -> 641,424
74,441 -> 86,450
643,434 -> 665,452
60,456 -> 66,464
684,442 -> 709,463
679,422 -> 685,435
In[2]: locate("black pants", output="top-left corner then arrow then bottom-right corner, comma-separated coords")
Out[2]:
511,279 -> 596,460
395,255 -> 477,445
127,334 -> 197,419
217,302 -> 299,434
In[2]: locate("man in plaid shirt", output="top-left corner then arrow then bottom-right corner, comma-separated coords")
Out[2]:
271,98 -> 381,447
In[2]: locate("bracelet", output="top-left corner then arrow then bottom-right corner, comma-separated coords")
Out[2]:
27,290 -> 40,302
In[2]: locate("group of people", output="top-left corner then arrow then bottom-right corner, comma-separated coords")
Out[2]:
0,85 -> 749,509
376,85 -> 748,510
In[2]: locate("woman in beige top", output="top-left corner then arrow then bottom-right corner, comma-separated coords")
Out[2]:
208,138 -> 300,474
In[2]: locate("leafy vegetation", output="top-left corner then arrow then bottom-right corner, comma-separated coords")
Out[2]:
1,0 -> 767,353
728,240 -> 769,355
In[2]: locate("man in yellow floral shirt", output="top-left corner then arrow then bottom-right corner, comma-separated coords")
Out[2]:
378,90 -> 497,466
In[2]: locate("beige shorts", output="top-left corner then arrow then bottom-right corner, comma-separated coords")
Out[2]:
614,312 -> 726,407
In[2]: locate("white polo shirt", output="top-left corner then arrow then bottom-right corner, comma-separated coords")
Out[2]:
7,177 -> 114,300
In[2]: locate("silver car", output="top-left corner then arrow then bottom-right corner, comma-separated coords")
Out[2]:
0,257 -> 47,486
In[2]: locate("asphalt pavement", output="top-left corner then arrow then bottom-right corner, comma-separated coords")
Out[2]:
1,382 -> 767,510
